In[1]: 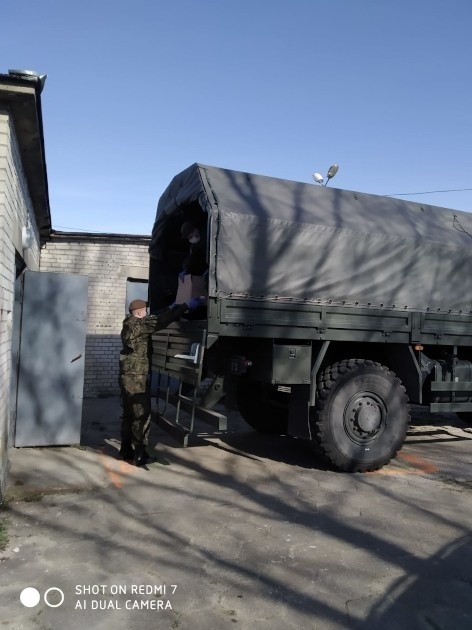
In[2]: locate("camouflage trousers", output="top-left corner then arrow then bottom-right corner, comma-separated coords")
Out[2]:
119,373 -> 151,449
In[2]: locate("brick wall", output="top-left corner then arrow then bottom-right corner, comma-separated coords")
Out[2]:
0,111 -> 40,498
40,235 -> 150,397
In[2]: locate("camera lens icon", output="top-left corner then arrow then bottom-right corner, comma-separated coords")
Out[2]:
20,588 -> 40,608
20,587 -> 64,608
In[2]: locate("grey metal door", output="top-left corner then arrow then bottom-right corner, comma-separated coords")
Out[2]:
14,271 -> 88,447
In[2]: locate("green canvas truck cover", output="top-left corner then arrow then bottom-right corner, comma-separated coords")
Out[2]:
150,164 -> 472,315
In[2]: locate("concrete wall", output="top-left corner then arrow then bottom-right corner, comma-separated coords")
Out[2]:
0,111 -> 41,498
40,236 -> 150,397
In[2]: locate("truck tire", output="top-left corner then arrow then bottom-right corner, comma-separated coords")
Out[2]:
236,379 -> 288,434
311,360 -> 410,472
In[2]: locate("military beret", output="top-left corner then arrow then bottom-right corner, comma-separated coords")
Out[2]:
129,299 -> 147,312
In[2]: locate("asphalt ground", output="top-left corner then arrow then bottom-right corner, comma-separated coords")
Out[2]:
0,399 -> 471,630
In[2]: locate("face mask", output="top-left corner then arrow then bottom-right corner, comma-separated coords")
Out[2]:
189,234 -> 200,245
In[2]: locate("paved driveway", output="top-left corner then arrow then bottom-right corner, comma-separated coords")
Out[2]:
1,399 -> 471,629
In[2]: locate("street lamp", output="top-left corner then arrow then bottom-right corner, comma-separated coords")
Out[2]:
312,164 -> 339,186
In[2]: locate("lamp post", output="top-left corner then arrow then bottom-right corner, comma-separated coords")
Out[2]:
312,164 -> 339,186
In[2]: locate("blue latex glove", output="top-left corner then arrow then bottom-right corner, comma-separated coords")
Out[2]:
179,270 -> 188,282
186,297 -> 204,310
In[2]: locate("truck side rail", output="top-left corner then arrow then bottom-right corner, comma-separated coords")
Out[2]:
211,299 -> 472,346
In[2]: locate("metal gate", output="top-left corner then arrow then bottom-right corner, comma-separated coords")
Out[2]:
14,271 -> 88,447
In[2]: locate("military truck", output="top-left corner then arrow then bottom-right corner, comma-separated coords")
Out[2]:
148,164 -> 472,472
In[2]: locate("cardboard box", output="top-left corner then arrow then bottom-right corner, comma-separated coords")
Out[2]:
175,275 -> 207,304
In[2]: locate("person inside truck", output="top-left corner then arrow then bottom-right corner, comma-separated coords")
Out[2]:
119,296 -> 202,467
179,220 -> 208,281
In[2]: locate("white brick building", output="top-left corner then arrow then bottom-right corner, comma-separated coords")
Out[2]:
0,71 -> 51,499
0,69 -> 152,502
40,232 -> 151,397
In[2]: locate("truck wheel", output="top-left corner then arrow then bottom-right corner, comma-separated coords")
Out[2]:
311,360 -> 410,472
236,379 -> 288,434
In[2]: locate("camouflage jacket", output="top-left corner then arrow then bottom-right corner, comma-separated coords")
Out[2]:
119,304 -> 188,375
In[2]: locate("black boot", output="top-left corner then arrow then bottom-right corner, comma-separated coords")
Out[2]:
119,443 -> 134,461
133,445 -> 149,467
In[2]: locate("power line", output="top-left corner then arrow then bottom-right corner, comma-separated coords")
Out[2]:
53,225 -> 107,233
385,188 -> 472,197
53,187 -> 472,233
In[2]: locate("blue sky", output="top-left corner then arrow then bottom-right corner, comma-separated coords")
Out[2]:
2,0 -> 471,234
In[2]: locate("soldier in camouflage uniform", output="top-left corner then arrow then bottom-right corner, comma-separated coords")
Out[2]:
119,297 -> 201,466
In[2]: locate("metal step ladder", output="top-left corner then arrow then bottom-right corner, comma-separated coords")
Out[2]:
151,321 -> 227,446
